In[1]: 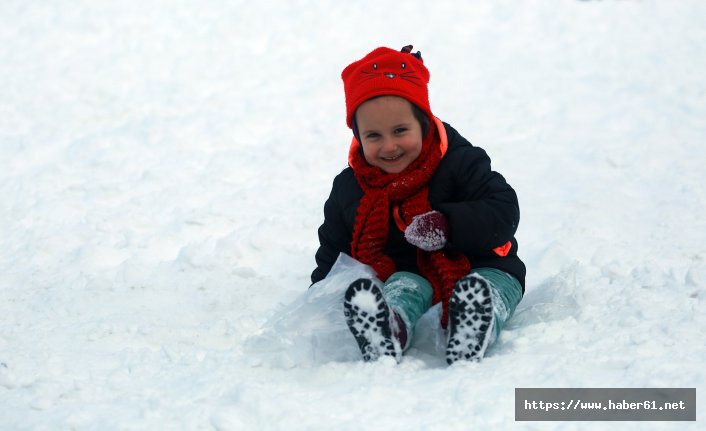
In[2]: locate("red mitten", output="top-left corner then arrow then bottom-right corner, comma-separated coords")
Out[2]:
404,210 -> 449,251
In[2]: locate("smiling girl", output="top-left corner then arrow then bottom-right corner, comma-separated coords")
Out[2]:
311,45 -> 526,365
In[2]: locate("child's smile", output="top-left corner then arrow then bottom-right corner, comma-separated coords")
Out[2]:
355,96 -> 424,174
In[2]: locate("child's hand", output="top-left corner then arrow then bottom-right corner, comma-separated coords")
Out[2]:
404,210 -> 449,251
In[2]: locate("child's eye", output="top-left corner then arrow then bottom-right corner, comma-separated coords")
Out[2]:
394,128 -> 408,134
365,132 -> 380,139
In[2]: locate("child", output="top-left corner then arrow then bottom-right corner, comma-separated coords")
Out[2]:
311,45 -> 526,365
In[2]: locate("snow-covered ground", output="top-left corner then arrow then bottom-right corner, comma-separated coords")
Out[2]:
1,0 -> 705,429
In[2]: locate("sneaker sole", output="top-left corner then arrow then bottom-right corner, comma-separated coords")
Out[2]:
446,274 -> 495,364
343,278 -> 401,363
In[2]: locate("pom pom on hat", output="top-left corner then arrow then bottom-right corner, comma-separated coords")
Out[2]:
341,45 -> 432,128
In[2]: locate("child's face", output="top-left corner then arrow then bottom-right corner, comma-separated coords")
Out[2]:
355,96 -> 423,174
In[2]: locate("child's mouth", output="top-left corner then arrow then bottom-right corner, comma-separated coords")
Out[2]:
381,154 -> 403,162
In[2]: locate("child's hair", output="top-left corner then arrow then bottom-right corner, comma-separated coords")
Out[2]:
351,98 -> 431,143
412,103 -> 432,137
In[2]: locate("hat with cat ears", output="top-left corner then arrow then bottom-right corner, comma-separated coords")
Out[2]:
341,45 -> 432,128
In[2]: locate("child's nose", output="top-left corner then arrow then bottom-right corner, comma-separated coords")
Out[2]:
381,136 -> 396,152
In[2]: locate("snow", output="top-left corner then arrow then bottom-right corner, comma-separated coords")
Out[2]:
1,0 -> 705,429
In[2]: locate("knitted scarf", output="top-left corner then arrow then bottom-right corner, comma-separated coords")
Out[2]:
348,119 -> 471,327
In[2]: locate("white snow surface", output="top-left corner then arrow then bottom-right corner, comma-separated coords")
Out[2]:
1,0 -> 705,429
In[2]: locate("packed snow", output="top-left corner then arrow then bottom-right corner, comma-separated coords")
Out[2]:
1,0 -> 705,430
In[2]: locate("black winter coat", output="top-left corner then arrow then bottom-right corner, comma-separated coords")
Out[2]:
311,122 -> 526,293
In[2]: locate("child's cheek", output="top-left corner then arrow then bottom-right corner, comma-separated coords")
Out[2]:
361,145 -> 376,165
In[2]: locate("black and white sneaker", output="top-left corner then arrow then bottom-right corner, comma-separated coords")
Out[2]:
446,274 -> 495,365
343,278 -> 402,363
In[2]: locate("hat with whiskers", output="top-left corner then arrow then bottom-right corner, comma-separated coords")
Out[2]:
341,45 -> 432,129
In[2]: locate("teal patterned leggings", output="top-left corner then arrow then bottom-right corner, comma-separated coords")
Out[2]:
382,268 -> 523,349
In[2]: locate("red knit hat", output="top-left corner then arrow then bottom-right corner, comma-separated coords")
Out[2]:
341,45 -> 432,128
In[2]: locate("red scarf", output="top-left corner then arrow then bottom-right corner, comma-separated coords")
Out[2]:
348,118 -> 471,327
